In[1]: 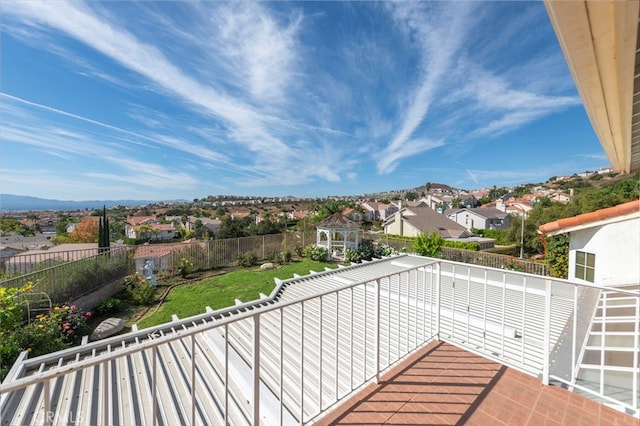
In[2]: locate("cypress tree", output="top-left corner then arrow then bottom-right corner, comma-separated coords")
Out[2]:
98,205 -> 110,254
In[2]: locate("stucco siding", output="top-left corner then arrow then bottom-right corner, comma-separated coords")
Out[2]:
568,218 -> 640,286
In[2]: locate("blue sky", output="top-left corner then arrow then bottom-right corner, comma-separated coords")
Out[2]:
1,1 -> 608,201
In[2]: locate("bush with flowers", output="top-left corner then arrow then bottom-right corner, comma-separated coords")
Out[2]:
0,283 -> 92,380
503,258 -> 526,272
175,257 -> 194,278
123,273 -> 156,305
49,302 -> 92,342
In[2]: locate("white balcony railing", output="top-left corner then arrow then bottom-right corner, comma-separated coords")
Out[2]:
0,254 -> 638,424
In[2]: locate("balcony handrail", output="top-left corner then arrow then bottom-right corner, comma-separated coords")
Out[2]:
1,254 -> 637,423
0,257 -> 438,395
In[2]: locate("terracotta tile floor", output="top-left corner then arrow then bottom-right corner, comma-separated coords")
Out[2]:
315,341 -> 637,425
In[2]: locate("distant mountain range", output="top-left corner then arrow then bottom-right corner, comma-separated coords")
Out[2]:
0,194 -> 163,212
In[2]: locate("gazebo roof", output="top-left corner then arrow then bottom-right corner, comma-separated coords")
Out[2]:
316,213 -> 359,229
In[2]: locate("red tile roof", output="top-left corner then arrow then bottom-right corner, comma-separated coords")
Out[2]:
539,200 -> 640,235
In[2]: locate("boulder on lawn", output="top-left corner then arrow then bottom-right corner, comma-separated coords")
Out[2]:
90,317 -> 125,341
260,262 -> 274,270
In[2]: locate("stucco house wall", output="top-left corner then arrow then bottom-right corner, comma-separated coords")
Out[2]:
568,218 -> 640,286
383,215 -> 422,237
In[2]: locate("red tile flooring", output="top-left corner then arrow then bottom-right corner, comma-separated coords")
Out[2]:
315,341 -> 637,425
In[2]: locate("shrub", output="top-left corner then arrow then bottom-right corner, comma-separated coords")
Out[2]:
129,281 -> 156,305
544,234 -> 569,279
51,303 -> 92,341
175,257 -> 194,278
237,252 -> 258,267
345,243 -> 398,263
0,283 -> 32,331
303,244 -> 329,261
475,228 -> 509,245
265,251 -> 279,263
92,297 -> 122,315
278,249 -> 292,265
344,248 -> 362,263
375,245 -> 398,257
1,296 -> 92,380
123,273 -> 147,292
14,320 -> 68,357
442,240 -> 481,251
1,283 -> 33,380
294,245 -> 304,258
503,258 -> 526,272
123,273 -> 156,305
413,231 -> 444,257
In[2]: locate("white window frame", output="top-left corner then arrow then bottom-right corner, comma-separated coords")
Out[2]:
575,250 -> 595,282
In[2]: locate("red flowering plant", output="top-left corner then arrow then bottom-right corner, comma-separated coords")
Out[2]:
503,257 -> 526,272
48,302 -> 92,343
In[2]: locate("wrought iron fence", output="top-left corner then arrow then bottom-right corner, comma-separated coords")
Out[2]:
0,247 -> 134,303
364,234 -> 549,276
0,232 -> 318,302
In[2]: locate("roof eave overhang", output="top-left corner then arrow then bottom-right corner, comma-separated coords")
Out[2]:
541,211 -> 640,237
544,0 -> 640,174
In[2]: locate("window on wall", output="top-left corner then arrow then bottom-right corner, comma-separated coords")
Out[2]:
575,251 -> 595,282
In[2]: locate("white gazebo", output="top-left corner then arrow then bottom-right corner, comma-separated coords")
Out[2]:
316,213 -> 360,260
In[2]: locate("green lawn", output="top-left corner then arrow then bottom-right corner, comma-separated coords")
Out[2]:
137,260 -> 336,329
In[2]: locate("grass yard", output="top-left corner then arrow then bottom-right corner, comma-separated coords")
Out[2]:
137,259 -> 336,329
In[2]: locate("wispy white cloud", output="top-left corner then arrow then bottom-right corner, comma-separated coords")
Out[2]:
377,2 -> 474,174
1,1 -> 597,198
579,153 -> 608,161
3,1 -> 295,161
208,3 -> 302,104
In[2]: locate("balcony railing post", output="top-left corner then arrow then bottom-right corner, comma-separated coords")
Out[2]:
279,308 -> 284,425
375,279 -> 381,384
542,279 -> 552,385
191,334 -> 196,426
436,262 -> 441,340
253,314 -> 261,425
224,324 -> 229,426
634,291 -> 639,411
571,285 -> 578,384
44,379 -> 51,426
300,303 -> 305,424
152,347 -> 158,425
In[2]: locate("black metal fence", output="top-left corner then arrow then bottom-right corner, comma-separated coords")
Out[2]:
0,230 -> 548,304
0,232 -> 317,303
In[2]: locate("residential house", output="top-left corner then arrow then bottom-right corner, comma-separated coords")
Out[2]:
548,191 -> 573,204
340,207 -> 363,223
125,216 -> 176,241
445,208 -> 511,231
360,201 -> 398,221
288,210 -> 311,221
539,200 -> 640,287
495,198 -> 534,217
459,194 -> 479,208
383,207 -> 472,238
402,200 -> 429,208
35,218 -> 57,233
420,194 -> 454,211
165,215 -> 187,229
192,217 -> 222,235
0,245 -> 26,273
